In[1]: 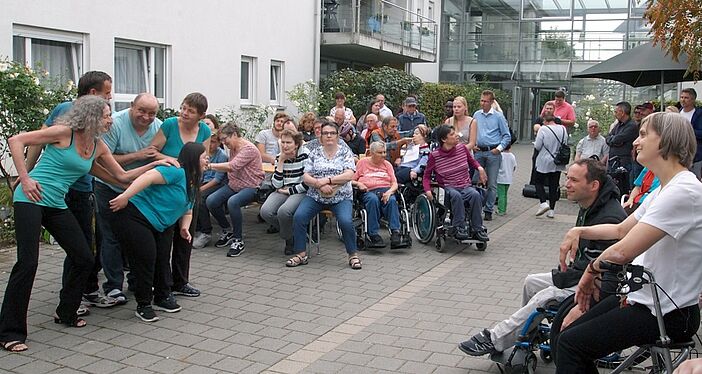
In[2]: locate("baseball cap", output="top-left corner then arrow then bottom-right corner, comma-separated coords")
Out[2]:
636,102 -> 654,111
339,123 -> 354,138
404,97 -> 417,106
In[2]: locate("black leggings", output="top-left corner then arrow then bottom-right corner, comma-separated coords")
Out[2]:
0,203 -> 94,343
555,295 -> 700,374
110,202 -> 174,306
535,171 -> 560,209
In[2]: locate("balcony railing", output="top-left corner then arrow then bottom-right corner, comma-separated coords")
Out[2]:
321,0 -> 438,55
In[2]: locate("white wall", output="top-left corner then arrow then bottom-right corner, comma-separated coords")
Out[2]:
408,0 -> 441,82
1,0 -> 318,115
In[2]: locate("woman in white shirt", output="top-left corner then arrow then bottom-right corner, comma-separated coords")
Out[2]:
554,112 -> 702,373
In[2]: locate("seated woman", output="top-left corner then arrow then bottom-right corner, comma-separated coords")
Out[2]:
260,129 -> 309,255
621,166 -> 659,215
352,141 -> 402,248
205,122 -> 264,257
0,96 -> 165,351
109,142 -> 205,322
423,125 -> 488,242
395,124 -> 430,184
289,120 -> 361,269
192,129 -> 228,249
555,113 -> 702,373
298,112 -> 317,142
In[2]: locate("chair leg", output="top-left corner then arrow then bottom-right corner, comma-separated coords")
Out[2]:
315,214 -> 321,255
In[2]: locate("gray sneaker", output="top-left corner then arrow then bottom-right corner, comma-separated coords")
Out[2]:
106,289 -> 128,305
192,233 -> 211,249
83,292 -> 118,308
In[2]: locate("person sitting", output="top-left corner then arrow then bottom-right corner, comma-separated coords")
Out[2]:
260,129 -> 309,255
352,141 -> 402,248
554,113 -> 702,373
192,129 -> 228,249
361,113 -> 380,146
397,97 -> 427,136
370,116 -> 411,166
621,167 -> 659,215
458,159 -> 626,356
356,99 -> 382,133
289,120 -> 361,269
298,112 -> 317,142
395,124 -> 430,184
340,122 -> 366,157
423,125 -> 488,242
205,122 -> 264,257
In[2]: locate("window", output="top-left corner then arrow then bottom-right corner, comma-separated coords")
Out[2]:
428,1 -> 435,21
12,25 -> 83,86
269,60 -> 284,106
241,56 -> 256,105
114,41 -> 167,111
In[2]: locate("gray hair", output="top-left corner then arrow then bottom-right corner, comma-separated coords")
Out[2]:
58,95 -> 109,139
644,112 -> 696,168
220,121 -> 242,138
370,141 -> 386,154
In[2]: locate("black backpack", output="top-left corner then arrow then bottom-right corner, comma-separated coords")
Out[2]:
544,126 -> 570,165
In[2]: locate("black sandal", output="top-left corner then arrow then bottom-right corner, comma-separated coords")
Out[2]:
53,315 -> 87,328
1,341 -> 28,352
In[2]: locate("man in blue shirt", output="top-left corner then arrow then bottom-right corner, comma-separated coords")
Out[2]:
397,97 -> 427,136
95,93 -> 162,304
473,90 -> 511,221
24,71 -> 116,312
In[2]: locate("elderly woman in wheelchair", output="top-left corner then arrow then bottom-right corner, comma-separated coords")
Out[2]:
415,125 -> 489,249
352,141 -> 411,249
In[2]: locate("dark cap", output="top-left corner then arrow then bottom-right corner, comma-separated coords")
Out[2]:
636,102 -> 654,111
339,123 -> 354,138
404,97 -> 417,106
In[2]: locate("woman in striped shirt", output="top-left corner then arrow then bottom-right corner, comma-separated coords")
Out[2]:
261,129 -> 309,255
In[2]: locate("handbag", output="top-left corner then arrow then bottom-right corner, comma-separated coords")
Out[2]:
544,126 -> 571,165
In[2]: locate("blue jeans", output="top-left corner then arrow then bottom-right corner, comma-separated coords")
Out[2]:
445,186 -> 483,230
292,197 -> 357,255
362,188 -> 400,235
473,150 -> 502,214
205,184 -> 257,238
95,182 -> 134,293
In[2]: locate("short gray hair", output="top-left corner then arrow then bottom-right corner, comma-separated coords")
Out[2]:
370,141 -> 386,154
58,95 -> 109,139
644,112 -> 696,168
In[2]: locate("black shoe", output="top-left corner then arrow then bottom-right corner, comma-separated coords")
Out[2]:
368,234 -> 386,248
266,225 -> 279,234
173,283 -> 200,297
227,239 -> 245,257
135,304 -> 159,322
459,329 -> 497,356
473,229 -> 489,242
153,294 -> 182,313
390,230 -> 401,247
483,212 -> 493,221
215,231 -> 235,247
454,226 -> 470,241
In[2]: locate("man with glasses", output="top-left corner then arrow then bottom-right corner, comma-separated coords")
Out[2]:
575,119 -> 608,164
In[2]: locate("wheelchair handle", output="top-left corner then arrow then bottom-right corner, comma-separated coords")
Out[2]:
598,260 -> 624,273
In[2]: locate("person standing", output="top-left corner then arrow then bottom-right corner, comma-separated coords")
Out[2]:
541,90 -> 576,128
496,143 -> 516,216
375,94 -> 393,119
605,101 -> 637,193
679,88 -> 702,179
329,92 -> 356,124
473,90 -> 511,221
534,115 -> 567,218
445,96 -> 477,153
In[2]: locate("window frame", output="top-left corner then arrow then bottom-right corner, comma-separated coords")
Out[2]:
269,60 -> 284,107
113,39 -> 168,111
12,24 -> 84,84
241,56 -> 257,106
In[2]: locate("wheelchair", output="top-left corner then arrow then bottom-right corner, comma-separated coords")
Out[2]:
337,187 -> 412,251
411,183 -> 488,252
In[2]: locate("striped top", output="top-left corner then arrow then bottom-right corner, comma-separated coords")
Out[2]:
423,144 -> 481,192
272,146 -> 310,195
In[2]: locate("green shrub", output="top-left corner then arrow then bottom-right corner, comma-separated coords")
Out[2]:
418,82 -> 512,127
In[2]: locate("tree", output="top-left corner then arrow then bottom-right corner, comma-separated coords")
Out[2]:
645,0 -> 702,79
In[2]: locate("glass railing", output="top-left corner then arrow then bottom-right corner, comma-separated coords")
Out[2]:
321,0 -> 438,54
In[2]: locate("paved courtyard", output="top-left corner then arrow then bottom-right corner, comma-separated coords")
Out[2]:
0,143 -> 583,373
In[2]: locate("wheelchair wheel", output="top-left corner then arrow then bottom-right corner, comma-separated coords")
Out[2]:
476,242 -> 487,251
539,349 -> 552,363
525,352 -> 537,374
412,194 -> 435,244
435,236 -> 443,252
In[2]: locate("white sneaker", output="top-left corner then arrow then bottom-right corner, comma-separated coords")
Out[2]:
192,233 -> 211,249
546,210 -> 555,218
535,202 -> 549,216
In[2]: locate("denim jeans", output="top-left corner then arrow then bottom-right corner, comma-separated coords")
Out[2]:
445,186 -> 483,230
361,188 -> 400,235
473,150 -> 502,214
205,184 -> 257,238
292,197 -> 357,254
94,182 -> 134,293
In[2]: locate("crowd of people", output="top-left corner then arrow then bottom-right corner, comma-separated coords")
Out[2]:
0,69 -> 700,374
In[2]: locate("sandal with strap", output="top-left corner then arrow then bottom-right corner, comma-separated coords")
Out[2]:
348,255 -> 362,270
1,341 -> 28,352
286,254 -> 309,267
53,315 -> 87,328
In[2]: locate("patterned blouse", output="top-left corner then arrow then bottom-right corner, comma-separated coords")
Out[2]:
304,144 -> 356,204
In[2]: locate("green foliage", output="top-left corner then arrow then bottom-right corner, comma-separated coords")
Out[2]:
0,185 -> 13,245
287,80 -> 320,115
216,104 -> 277,142
319,66 -> 423,118
572,95 -> 616,142
157,107 -> 179,121
418,82 -> 512,127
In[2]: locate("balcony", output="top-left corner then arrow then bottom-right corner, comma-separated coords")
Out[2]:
321,0 -> 437,65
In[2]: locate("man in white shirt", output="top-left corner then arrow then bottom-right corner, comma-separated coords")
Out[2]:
375,94 -> 393,119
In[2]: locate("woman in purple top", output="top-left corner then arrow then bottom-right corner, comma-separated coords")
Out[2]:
423,125 -> 489,241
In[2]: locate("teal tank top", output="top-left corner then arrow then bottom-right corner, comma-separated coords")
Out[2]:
14,132 -> 97,209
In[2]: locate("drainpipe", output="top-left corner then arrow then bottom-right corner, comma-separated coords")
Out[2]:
313,0 -> 321,84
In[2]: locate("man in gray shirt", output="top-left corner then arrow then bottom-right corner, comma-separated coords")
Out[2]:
575,119 -> 608,164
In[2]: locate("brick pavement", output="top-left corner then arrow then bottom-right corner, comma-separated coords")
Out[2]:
0,143 -> 580,373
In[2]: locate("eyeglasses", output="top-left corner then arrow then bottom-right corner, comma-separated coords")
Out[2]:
322,131 -> 338,137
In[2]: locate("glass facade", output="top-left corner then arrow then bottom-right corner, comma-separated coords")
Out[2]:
439,0 -> 664,139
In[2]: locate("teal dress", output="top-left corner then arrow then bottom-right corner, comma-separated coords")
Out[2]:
14,132 -> 96,208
